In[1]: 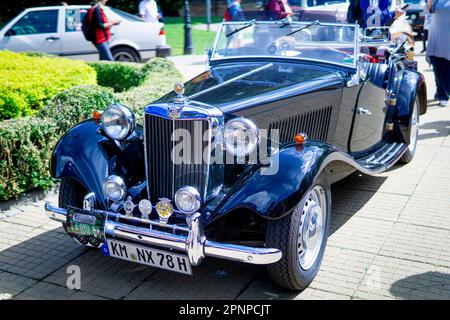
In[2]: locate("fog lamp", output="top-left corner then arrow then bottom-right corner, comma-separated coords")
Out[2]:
103,175 -> 126,202
174,186 -> 201,214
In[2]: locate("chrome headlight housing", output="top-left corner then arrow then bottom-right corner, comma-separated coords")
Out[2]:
103,175 -> 127,202
224,118 -> 259,157
101,104 -> 135,140
174,186 -> 201,214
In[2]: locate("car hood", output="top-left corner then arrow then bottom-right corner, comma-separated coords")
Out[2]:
155,61 -> 344,112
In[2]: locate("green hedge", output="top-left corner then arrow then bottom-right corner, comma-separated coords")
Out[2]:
0,117 -> 59,201
40,85 -> 118,135
89,61 -> 148,93
0,57 -> 183,201
0,50 -> 97,120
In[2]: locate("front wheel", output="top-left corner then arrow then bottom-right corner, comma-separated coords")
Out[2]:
400,97 -> 420,164
266,173 -> 331,291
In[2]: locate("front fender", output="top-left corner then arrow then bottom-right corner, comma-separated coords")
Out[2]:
208,142 -> 335,222
51,119 -> 145,209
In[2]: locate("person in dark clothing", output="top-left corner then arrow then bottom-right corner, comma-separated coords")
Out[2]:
347,0 -> 364,25
89,0 -> 120,61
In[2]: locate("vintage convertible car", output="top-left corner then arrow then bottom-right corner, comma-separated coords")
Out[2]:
45,21 -> 427,290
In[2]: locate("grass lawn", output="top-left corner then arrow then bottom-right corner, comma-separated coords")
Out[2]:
164,16 -> 222,56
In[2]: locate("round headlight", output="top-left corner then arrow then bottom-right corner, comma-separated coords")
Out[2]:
174,186 -> 201,214
224,118 -> 259,157
101,104 -> 135,140
103,175 -> 127,202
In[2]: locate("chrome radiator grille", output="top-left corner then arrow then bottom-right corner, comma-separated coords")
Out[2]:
145,114 -> 210,203
269,106 -> 333,144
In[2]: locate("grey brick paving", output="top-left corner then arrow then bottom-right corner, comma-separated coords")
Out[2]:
1,48 -> 450,300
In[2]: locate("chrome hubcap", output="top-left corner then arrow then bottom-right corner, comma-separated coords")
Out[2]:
114,52 -> 134,62
409,100 -> 419,154
298,185 -> 327,270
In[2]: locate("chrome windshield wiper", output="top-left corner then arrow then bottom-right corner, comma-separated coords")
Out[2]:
285,20 -> 320,37
226,19 -> 256,37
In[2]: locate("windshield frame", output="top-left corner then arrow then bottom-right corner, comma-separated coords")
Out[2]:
210,21 -> 360,69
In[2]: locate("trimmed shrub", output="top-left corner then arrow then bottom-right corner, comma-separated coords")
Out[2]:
0,57 -> 182,201
0,117 -> 59,201
0,50 -> 97,120
89,61 -> 148,92
39,85 -> 118,135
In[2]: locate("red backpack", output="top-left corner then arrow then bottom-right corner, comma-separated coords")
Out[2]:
224,7 -> 232,21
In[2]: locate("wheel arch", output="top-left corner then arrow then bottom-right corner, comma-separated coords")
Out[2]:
394,69 -> 427,145
51,119 -> 145,210
110,44 -> 141,61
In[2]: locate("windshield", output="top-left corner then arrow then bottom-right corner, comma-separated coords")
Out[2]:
211,21 -> 358,68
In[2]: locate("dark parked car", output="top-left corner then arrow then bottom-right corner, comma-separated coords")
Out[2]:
45,21 -> 427,290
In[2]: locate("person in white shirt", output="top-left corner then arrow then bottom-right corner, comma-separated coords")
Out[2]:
139,0 -> 160,23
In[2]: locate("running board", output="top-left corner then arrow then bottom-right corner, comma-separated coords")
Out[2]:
355,142 -> 407,172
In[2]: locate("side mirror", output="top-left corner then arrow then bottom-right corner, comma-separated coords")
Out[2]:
5,29 -> 16,36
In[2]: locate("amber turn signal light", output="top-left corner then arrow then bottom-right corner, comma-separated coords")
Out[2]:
294,133 -> 306,145
93,110 -> 101,124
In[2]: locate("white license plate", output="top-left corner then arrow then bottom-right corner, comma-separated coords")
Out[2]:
106,240 -> 192,275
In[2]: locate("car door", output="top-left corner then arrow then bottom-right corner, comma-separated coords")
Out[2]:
0,9 -> 61,55
60,7 -> 97,58
349,76 -> 387,154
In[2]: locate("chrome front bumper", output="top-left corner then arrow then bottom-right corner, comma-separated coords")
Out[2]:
44,203 -> 282,266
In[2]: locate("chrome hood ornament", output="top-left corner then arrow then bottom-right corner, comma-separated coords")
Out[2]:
173,82 -> 186,104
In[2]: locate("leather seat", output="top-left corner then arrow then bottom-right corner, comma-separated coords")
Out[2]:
364,62 -> 388,88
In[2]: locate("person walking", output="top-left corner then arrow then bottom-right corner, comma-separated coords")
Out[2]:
347,0 -> 364,25
225,0 -> 245,48
421,0 -> 432,53
228,0 -> 245,21
360,0 -> 404,28
139,0 -> 161,23
88,0 -> 120,61
427,0 -> 450,107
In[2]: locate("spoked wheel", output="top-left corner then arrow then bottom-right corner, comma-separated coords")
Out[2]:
267,173 -> 331,291
400,97 -> 420,163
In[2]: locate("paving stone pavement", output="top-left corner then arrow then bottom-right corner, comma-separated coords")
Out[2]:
1,48 -> 450,300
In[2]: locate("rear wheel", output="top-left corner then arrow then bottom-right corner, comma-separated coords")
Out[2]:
112,46 -> 140,62
266,173 -> 331,291
400,97 -> 420,163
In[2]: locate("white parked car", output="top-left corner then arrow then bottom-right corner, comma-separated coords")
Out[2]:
0,5 -> 170,62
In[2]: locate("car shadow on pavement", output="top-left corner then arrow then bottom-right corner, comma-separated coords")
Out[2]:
390,272 -> 450,299
328,173 -> 387,236
418,121 -> 450,141
0,173 -> 389,300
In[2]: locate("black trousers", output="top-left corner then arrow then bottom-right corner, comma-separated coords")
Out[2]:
422,29 -> 428,52
430,56 -> 450,101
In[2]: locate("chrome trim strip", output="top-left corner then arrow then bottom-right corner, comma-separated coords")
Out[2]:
44,203 -> 282,266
